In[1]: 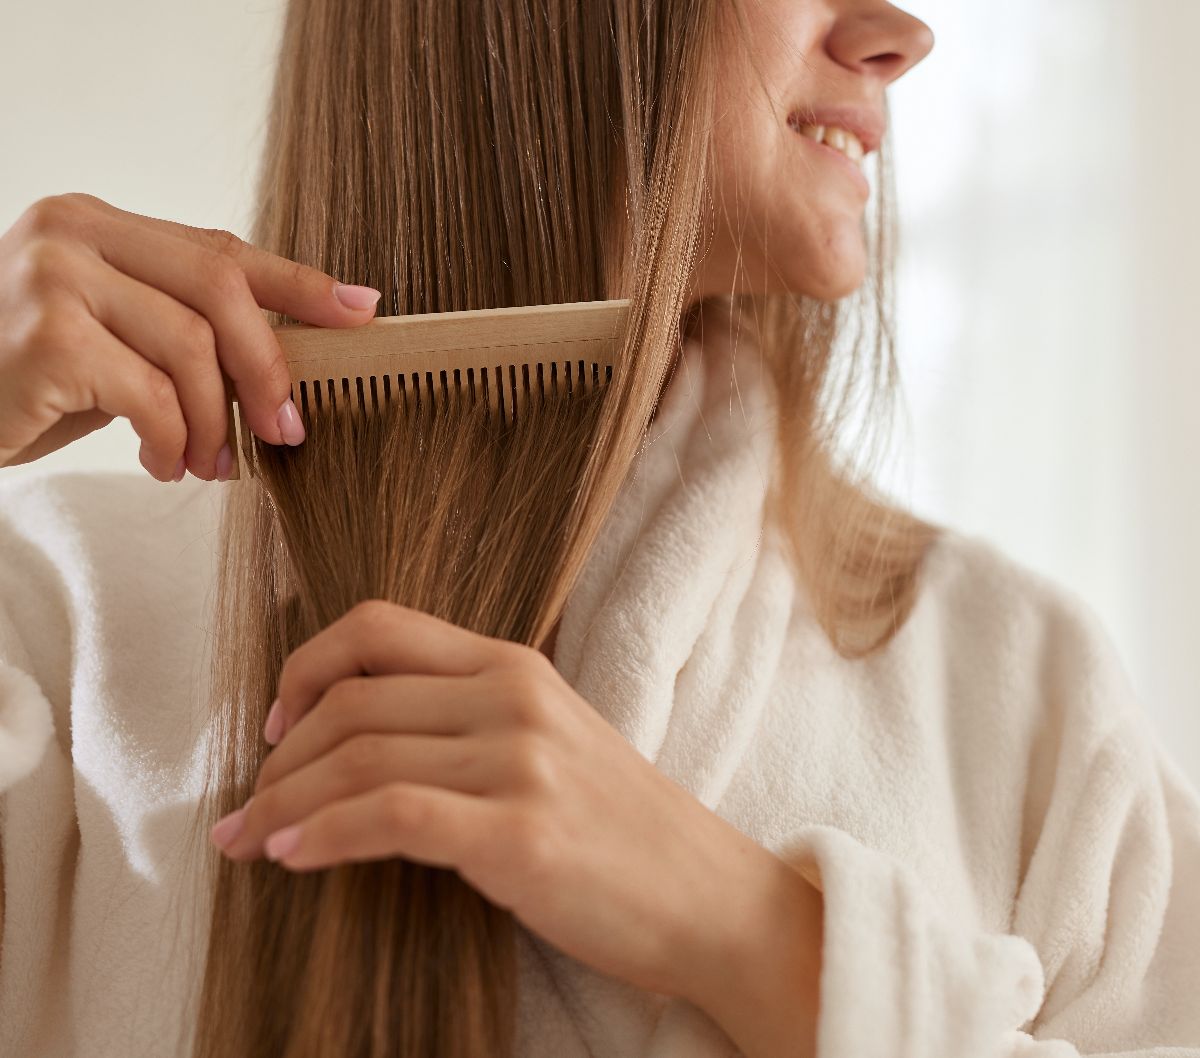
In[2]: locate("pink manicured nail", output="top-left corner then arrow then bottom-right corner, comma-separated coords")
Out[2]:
333,283 -> 382,311
263,697 -> 284,745
215,444 -> 233,481
210,807 -> 246,849
265,825 -> 301,861
276,399 -> 305,445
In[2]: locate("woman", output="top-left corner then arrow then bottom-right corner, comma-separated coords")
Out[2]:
1,0 -> 1198,1056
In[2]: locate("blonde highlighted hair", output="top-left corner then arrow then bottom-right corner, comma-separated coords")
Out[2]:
185,0 -> 939,1054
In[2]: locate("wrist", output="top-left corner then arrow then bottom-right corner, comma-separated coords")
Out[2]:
680,838 -> 824,1058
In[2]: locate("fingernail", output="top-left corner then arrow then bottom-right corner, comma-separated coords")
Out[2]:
276,398 -> 306,445
263,697 -> 285,745
173,457 -> 186,482
333,283 -> 382,311
265,824 -> 301,861
215,444 -> 233,481
210,807 -> 247,849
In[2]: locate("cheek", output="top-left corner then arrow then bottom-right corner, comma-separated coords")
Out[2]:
704,91 -> 869,300
761,183 -> 868,299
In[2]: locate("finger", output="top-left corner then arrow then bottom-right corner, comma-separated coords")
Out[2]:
275,601 -> 512,734
82,251 -> 230,479
85,217 -> 301,448
182,228 -> 382,326
254,674 -> 486,791
48,311 -> 189,481
260,781 -> 493,873
225,731 -> 496,860
78,195 -> 383,326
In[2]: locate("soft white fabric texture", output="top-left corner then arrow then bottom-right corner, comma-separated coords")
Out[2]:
1,337 -> 1198,1058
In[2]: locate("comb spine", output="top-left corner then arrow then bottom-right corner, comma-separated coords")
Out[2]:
220,299 -> 631,481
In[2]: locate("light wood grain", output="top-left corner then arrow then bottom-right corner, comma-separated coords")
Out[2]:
222,299 -> 630,480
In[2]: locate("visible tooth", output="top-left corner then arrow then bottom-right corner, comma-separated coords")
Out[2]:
824,127 -> 847,152
844,134 -> 865,161
796,123 -> 825,141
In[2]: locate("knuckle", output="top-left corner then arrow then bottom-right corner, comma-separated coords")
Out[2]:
20,199 -> 58,236
336,732 -> 384,777
20,195 -> 79,236
200,250 -> 248,301
141,373 -> 186,452
18,294 -> 76,354
14,238 -> 74,297
179,308 -> 216,358
25,235 -> 70,275
379,783 -> 423,833
495,638 -> 539,668
284,256 -> 316,293
506,810 -> 556,879
18,321 -> 80,401
508,731 -> 558,794
143,364 -> 180,419
525,646 -> 559,681
352,598 -> 394,620
58,191 -> 100,209
350,599 -> 397,636
268,346 -> 292,393
256,343 -> 293,402
318,676 -> 355,711
497,667 -> 551,728
317,678 -> 367,732
205,227 -> 244,257
447,742 -> 481,785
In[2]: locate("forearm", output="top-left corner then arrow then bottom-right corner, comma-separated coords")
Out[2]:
681,842 -> 824,1058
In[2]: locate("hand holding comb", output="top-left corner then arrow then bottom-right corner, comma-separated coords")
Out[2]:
220,299 -> 631,480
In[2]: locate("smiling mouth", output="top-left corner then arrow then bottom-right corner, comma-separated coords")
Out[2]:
787,117 -> 871,197
786,115 -> 866,164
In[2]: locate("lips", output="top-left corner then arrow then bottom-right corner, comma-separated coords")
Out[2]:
786,104 -> 885,156
790,122 -> 866,162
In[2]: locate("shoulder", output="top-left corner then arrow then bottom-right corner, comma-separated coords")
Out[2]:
917,525 -> 1118,656
907,524 -> 1145,737
917,525 -> 1108,638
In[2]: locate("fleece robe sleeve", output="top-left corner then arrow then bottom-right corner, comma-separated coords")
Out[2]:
776,595 -> 1200,1058
0,644 -> 55,799
0,526 -> 58,967
0,559 -> 57,798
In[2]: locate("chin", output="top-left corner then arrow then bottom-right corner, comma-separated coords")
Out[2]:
791,266 -> 865,301
686,223 -> 868,303
773,229 -> 867,301
769,257 -> 865,301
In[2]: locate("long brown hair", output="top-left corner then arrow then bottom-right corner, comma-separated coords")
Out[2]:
185,0 -> 938,1054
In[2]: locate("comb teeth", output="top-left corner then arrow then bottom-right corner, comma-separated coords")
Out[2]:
235,360 -> 615,480
295,360 -> 613,422
224,299 -> 629,480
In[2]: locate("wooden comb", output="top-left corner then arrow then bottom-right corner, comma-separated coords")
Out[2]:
221,298 -> 631,480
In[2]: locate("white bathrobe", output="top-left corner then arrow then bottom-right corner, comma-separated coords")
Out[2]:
1,338 -> 1198,1058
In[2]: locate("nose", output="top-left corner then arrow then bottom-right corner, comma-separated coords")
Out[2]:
825,2 -> 935,85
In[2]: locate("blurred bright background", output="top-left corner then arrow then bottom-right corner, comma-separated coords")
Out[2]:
1,0 -> 1197,786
